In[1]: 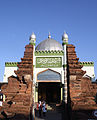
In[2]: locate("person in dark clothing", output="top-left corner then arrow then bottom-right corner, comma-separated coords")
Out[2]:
38,101 -> 42,117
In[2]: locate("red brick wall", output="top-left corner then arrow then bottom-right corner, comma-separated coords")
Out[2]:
67,44 -> 97,110
1,44 -> 34,119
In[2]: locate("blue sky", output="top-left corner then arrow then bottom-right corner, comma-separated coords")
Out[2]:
0,0 -> 97,81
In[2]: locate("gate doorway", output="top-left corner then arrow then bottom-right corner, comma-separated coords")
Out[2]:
38,82 -> 61,104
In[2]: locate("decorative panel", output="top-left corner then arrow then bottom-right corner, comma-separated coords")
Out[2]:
36,57 -> 62,68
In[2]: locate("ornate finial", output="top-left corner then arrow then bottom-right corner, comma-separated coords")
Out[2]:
62,31 -> 68,44
62,31 -> 68,40
48,32 -> 51,39
29,32 -> 36,45
30,32 -> 36,40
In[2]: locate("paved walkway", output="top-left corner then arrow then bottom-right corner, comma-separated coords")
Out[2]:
35,104 -> 65,120
35,110 -> 62,120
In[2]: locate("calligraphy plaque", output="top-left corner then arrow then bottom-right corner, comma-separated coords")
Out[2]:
36,57 -> 62,68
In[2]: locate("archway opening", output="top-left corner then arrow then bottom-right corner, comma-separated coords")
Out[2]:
38,82 -> 61,104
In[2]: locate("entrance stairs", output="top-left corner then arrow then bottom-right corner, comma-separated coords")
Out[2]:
35,103 -> 65,120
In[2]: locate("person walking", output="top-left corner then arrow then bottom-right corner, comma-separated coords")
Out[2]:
38,101 -> 42,117
42,101 -> 47,117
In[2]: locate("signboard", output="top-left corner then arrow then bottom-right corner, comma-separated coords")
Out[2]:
36,57 -> 62,68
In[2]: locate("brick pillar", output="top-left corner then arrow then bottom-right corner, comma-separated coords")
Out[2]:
67,44 -> 85,108
67,44 -> 97,110
1,44 -> 34,119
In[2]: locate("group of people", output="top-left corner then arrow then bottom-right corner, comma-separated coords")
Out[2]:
36,101 -> 47,117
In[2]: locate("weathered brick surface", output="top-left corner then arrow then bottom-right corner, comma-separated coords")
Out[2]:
0,44 -> 33,119
67,44 -> 97,110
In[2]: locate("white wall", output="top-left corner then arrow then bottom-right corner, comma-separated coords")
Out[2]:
3,63 -> 95,82
82,66 -> 95,81
3,67 -> 17,82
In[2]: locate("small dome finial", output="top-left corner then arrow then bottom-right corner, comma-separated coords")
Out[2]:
62,31 -> 68,44
48,32 -> 51,39
30,32 -> 36,40
62,31 -> 68,40
29,32 -> 36,45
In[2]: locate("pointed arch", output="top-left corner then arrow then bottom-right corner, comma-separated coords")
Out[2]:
37,69 -> 61,82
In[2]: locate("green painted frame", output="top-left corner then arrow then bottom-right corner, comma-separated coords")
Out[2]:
36,57 -> 62,68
